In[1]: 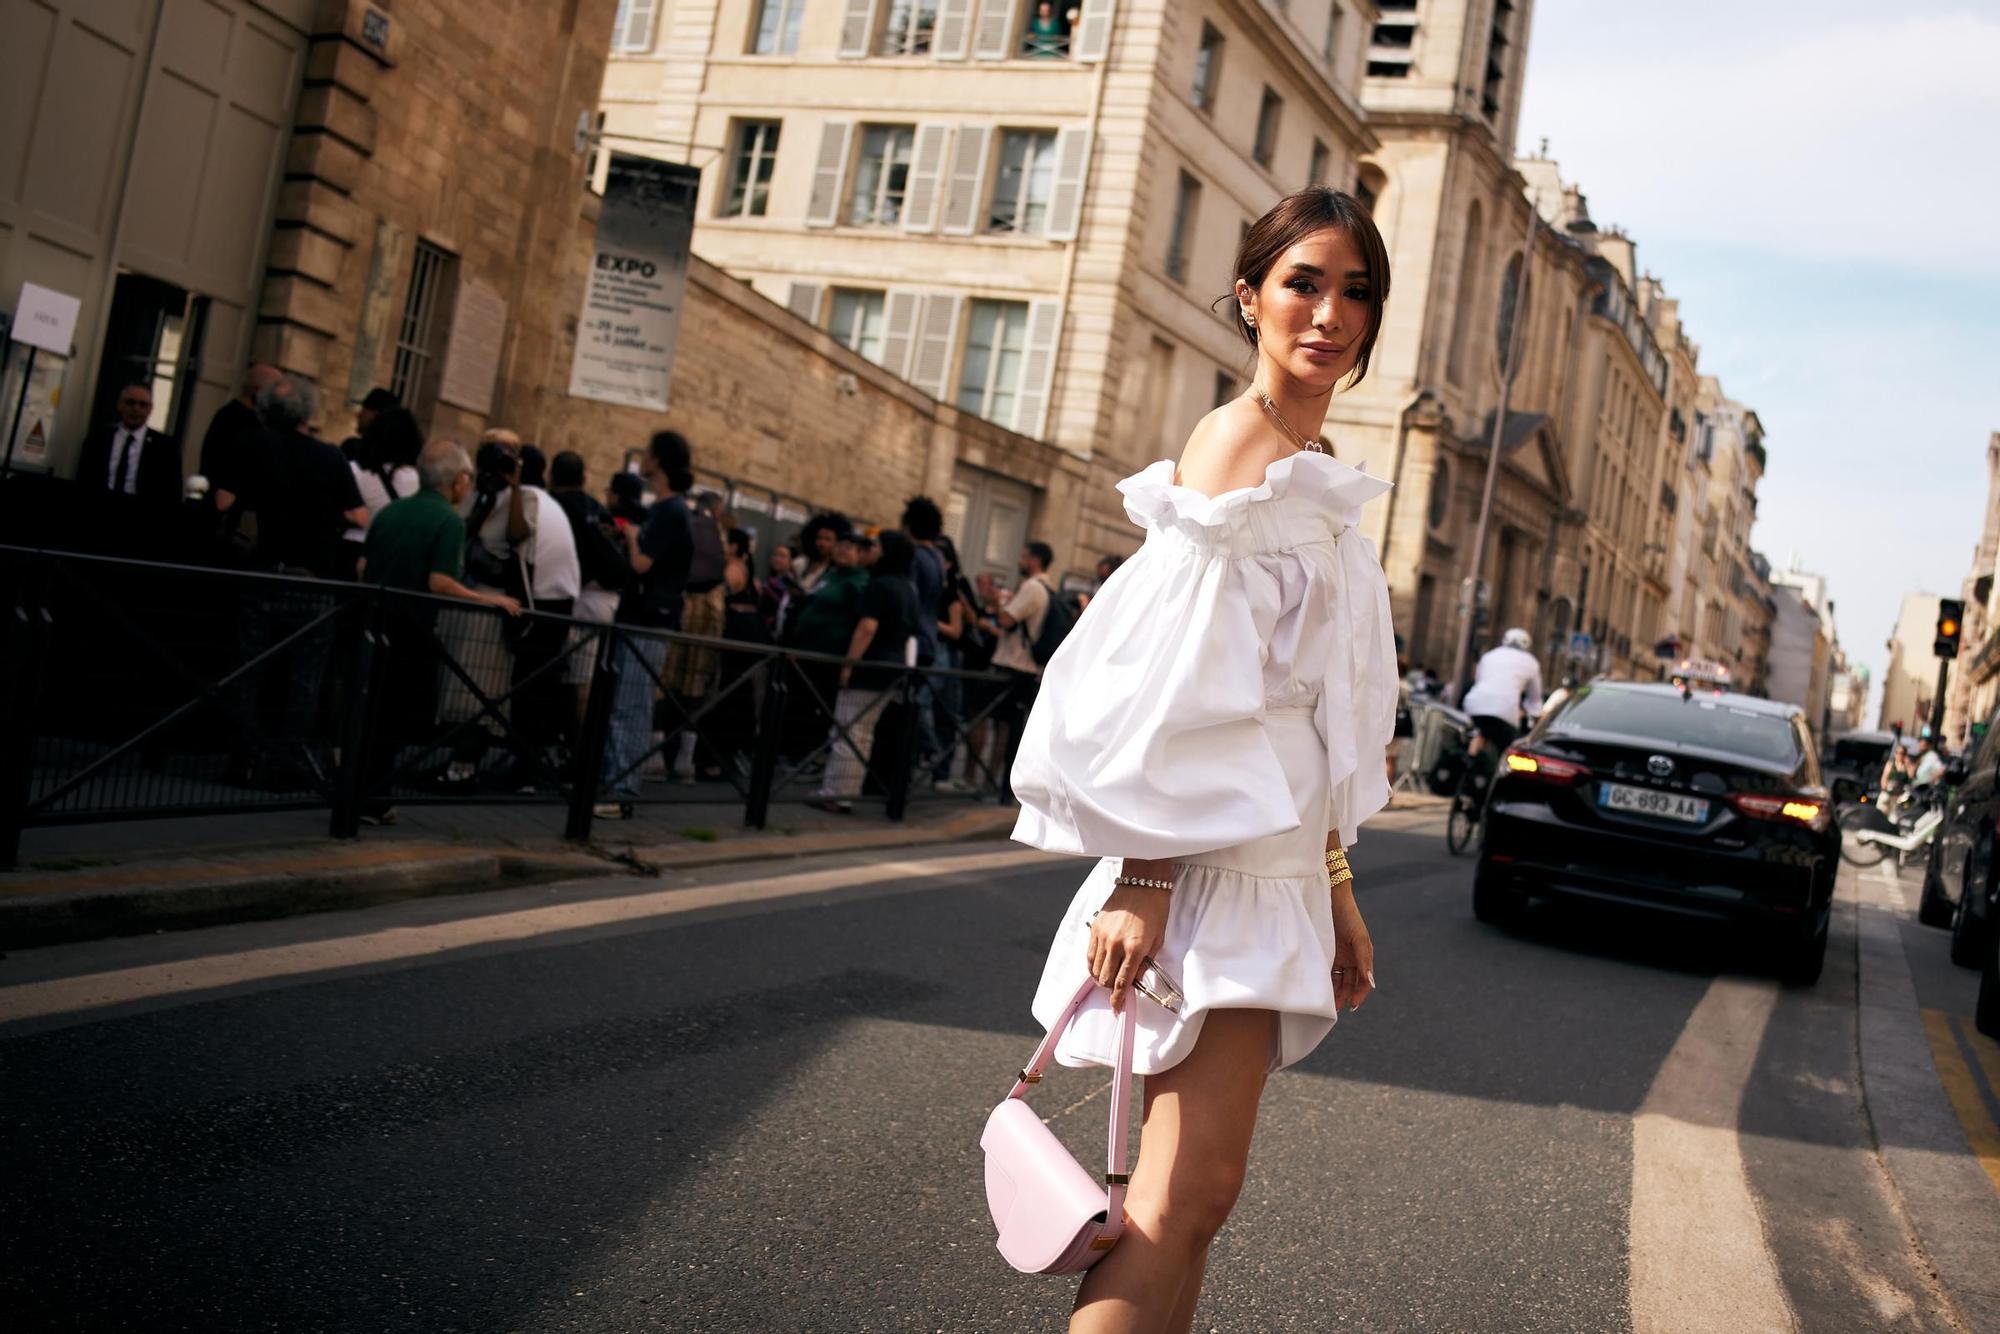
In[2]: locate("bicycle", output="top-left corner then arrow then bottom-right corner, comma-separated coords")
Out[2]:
1446,743 -> 1497,856
1839,787 -> 1943,869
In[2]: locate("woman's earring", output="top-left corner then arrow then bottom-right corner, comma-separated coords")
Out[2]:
1243,311 -> 1257,327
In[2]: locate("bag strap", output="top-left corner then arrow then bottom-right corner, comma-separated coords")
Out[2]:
1007,975 -> 1138,1225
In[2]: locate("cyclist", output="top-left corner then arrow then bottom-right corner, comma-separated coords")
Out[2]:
1462,627 -> 1545,760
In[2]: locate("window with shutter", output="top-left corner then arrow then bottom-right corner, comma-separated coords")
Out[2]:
1043,126 -> 1092,241
987,130 -> 1057,235
787,282 -> 826,322
902,124 -> 953,232
955,298 -> 1029,424
838,0 -> 882,57
971,0 -> 1022,58
1014,299 -> 1063,438
910,293 -> 965,398
752,0 -> 808,53
612,0 -> 661,52
933,0 -> 975,57
828,289 -> 889,362
882,289 -> 923,378
723,121 -> 783,218
805,122 -> 856,227
1071,0 -> 1114,61
938,125 -> 992,234
849,125 -> 918,225
879,0 -> 942,54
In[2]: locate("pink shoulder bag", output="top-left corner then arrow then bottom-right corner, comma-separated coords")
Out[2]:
980,975 -> 1137,1274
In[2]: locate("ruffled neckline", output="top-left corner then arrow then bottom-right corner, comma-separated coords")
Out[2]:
1117,449 -> 1392,533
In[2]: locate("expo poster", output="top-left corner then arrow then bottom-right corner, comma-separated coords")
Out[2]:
567,153 -> 699,411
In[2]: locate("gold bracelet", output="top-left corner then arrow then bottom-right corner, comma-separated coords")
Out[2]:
1328,868 -> 1353,890
1325,848 -> 1349,873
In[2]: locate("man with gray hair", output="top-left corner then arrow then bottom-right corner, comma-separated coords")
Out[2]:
353,439 -> 522,823
359,439 -> 520,612
247,372 -> 365,579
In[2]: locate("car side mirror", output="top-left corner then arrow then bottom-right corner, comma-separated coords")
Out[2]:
1831,777 -> 1864,804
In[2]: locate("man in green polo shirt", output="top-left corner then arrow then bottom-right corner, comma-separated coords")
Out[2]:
360,440 -> 520,610
355,440 -> 519,822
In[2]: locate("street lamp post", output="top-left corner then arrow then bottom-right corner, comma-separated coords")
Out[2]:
1450,192 -> 1541,696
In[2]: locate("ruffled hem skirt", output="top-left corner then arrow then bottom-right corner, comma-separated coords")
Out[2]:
1029,710 -> 1340,1075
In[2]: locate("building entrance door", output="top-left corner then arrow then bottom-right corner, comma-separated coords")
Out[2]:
90,272 -> 210,444
946,465 -> 1037,587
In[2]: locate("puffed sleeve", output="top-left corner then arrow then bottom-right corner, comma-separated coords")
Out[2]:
1008,465 -> 1300,860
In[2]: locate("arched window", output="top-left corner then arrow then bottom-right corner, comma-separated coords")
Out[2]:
1495,251 -> 1529,379
1445,201 -> 1484,385
1426,456 -> 1452,531
1354,163 -> 1387,215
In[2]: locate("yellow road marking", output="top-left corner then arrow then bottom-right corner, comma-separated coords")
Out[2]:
1961,1012 -> 2000,1096
1919,1009 -> 2000,1195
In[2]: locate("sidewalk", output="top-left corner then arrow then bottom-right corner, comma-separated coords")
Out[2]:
1852,856 -> 2000,1331
0,796 -> 1020,950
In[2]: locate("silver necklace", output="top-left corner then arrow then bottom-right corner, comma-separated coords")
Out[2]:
1253,388 -> 1326,454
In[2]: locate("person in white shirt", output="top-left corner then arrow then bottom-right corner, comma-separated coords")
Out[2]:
1461,627 -> 1545,754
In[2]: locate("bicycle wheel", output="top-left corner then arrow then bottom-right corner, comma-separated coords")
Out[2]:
1446,774 -> 1480,856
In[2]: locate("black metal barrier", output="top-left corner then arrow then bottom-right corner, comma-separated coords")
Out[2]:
0,546 -> 1023,866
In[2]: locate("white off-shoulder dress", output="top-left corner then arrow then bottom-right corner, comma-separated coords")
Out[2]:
1011,450 -> 1398,1075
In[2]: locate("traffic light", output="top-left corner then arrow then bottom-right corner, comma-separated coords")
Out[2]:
1936,599 -> 1964,659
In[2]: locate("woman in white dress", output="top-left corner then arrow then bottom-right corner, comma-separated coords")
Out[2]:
1010,187 -> 1398,1332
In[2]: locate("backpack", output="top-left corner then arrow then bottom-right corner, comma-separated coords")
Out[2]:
1025,576 -> 1075,667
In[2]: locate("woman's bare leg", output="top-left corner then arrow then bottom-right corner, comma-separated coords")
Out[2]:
1069,1008 -> 1276,1333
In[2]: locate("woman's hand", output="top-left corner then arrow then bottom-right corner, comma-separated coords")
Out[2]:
1087,882 -> 1170,1013
1329,884 -> 1375,1012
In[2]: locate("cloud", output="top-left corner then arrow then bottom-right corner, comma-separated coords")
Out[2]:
1520,9 -> 2000,277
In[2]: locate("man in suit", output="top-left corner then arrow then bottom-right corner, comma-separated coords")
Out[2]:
76,382 -> 181,506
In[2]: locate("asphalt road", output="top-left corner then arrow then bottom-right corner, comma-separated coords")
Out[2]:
1,810 -> 1990,1332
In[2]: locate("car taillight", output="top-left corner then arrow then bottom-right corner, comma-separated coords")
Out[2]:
1731,793 -> 1825,827
1502,748 -> 1589,784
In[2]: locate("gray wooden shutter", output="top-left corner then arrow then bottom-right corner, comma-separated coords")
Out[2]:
1015,299 -> 1063,437
971,0 -> 1021,59
909,292 -> 964,398
934,0 -> 975,58
837,0 -> 881,57
1044,126 -> 1092,241
1071,0 -> 1114,61
804,121 -> 854,227
901,124 -> 952,233
787,282 -> 826,322
881,289 -> 923,378
938,124 -> 992,235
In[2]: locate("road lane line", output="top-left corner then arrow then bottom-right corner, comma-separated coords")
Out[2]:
0,847 -> 1058,1025
1919,1010 -> 2000,1196
1629,975 -> 1794,1334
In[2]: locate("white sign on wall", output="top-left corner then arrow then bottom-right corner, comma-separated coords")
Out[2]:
438,278 -> 508,416
11,283 -> 80,355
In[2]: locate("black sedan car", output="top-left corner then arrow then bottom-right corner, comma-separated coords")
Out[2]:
1474,681 -> 1839,984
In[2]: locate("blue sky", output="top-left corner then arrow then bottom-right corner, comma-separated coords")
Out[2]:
1516,0 -> 2000,719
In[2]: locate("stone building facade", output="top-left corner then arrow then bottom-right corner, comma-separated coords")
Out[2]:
600,0 -> 1385,581
1881,592 -> 1946,735
1943,431 -> 2000,746
4,0 -> 1069,577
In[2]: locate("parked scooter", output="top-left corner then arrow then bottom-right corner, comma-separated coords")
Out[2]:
1840,783 -> 1944,868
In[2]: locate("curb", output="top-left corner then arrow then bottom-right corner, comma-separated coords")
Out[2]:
0,806 -> 1022,951
1851,864 -> 2000,1330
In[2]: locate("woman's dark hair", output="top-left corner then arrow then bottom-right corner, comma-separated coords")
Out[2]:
900,495 -> 944,541
873,528 -> 916,578
936,532 -> 962,576
1223,187 -> 1392,389
799,511 -> 852,552
360,406 -> 423,485
551,449 -> 587,488
647,430 -> 696,493
518,444 -> 547,489
609,471 -> 643,503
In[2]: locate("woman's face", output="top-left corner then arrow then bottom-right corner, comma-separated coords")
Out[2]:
724,560 -> 750,594
770,545 -> 793,575
1238,226 -> 1373,393
814,527 -> 837,559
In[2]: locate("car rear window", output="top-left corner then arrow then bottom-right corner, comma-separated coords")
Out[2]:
1831,739 -> 1890,767
1547,689 -> 1801,765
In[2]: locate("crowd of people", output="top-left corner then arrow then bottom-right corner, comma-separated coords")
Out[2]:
55,361 -> 1111,826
